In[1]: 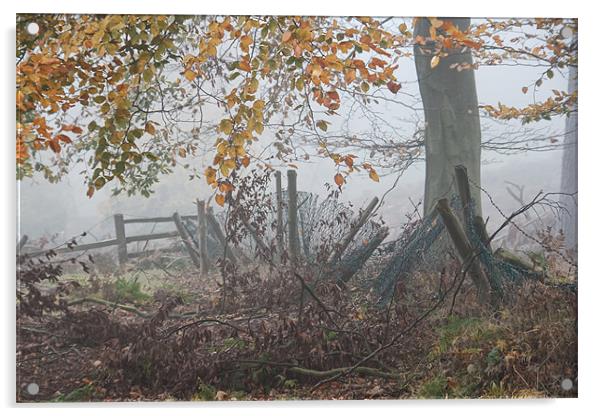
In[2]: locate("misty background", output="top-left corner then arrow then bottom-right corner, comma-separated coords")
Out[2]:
16,17 -> 571,250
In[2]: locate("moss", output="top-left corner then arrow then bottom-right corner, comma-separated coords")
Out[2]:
419,375 -> 448,399
52,384 -> 96,402
192,383 -> 217,401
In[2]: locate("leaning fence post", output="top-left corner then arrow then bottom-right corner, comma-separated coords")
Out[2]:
197,200 -> 210,275
173,212 -> 200,267
287,169 -> 300,262
206,207 -> 238,264
328,196 -> 379,266
454,165 -> 473,227
114,214 -> 128,266
436,198 -> 492,305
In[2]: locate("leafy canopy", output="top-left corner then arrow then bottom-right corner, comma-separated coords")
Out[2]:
16,15 -> 577,204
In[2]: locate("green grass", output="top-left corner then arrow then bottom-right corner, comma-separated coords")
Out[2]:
52,384 -> 97,402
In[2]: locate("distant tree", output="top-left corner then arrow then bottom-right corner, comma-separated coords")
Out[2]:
560,44 -> 578,250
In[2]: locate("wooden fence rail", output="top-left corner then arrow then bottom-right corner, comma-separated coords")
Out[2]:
23,214 -> 192,264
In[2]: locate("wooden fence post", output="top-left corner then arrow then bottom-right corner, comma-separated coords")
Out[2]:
454,165 -> 473,227
333,226 -> 389,284
173,212 -> 200,267
287,169 -> 300,262
206,208 -> 238,264
275,171 -> 285,255
197,200 -> 210,275
114,214 -> 128,266
328,196 -> 379,265
436,198 -> 491,305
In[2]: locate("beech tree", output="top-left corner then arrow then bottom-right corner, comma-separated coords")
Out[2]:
413,17 -> 482,216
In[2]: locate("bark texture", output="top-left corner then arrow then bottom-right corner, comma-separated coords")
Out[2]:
413,17 -> 482,217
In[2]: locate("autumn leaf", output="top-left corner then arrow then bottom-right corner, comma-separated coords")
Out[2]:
48,140 -> 61,153
215,193 -> 225,206
183,69 -> 197,82
334,173 -> 344,187
145,122 -> 156,135
430,55 -> 440,69
218,181 -> 234,193
387,81 -> 401,94
316,120 -> 328,132
219,119 -> 234,135
55,134 -> 72,143
522,86 -> 529,94
369,169 -> 380,182
282,31 -> 292,42
205,166 -> 217,185
344,68 -> 356,84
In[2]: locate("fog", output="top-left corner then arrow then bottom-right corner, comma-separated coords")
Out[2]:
17,17 -> 571,249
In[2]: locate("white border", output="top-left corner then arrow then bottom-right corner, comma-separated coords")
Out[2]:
2,1 -> 599,415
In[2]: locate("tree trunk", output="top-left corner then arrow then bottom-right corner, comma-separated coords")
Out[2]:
560,55 -> 578,251
414,17 -> 482,217
436,198 -> 491,305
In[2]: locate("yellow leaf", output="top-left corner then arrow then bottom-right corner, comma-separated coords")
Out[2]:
334,173 -> 344,187
183,69 -> 197,82
219,119 -> 234,135
215,193 -> 225,206
369,169 -> 380,182
430,55 -> 440,69
253,100 -> 265,111
204,167 -> 217,185
240,35 -> 252,52
344,68 -> 356,84
316,120 -> 328,132
429,17 -> 444,29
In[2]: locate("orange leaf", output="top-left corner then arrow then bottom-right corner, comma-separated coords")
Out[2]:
145,122 -> 156,135
48,140 -> 61,153
334,173 -> 344,187
387,81 -> 401,94
215,193 -> 225,207
55,134 -> 72,143
369,169 -> 379,182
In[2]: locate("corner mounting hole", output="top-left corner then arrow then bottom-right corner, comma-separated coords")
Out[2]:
26,22 -> 39,36
26,382 -> 39,395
